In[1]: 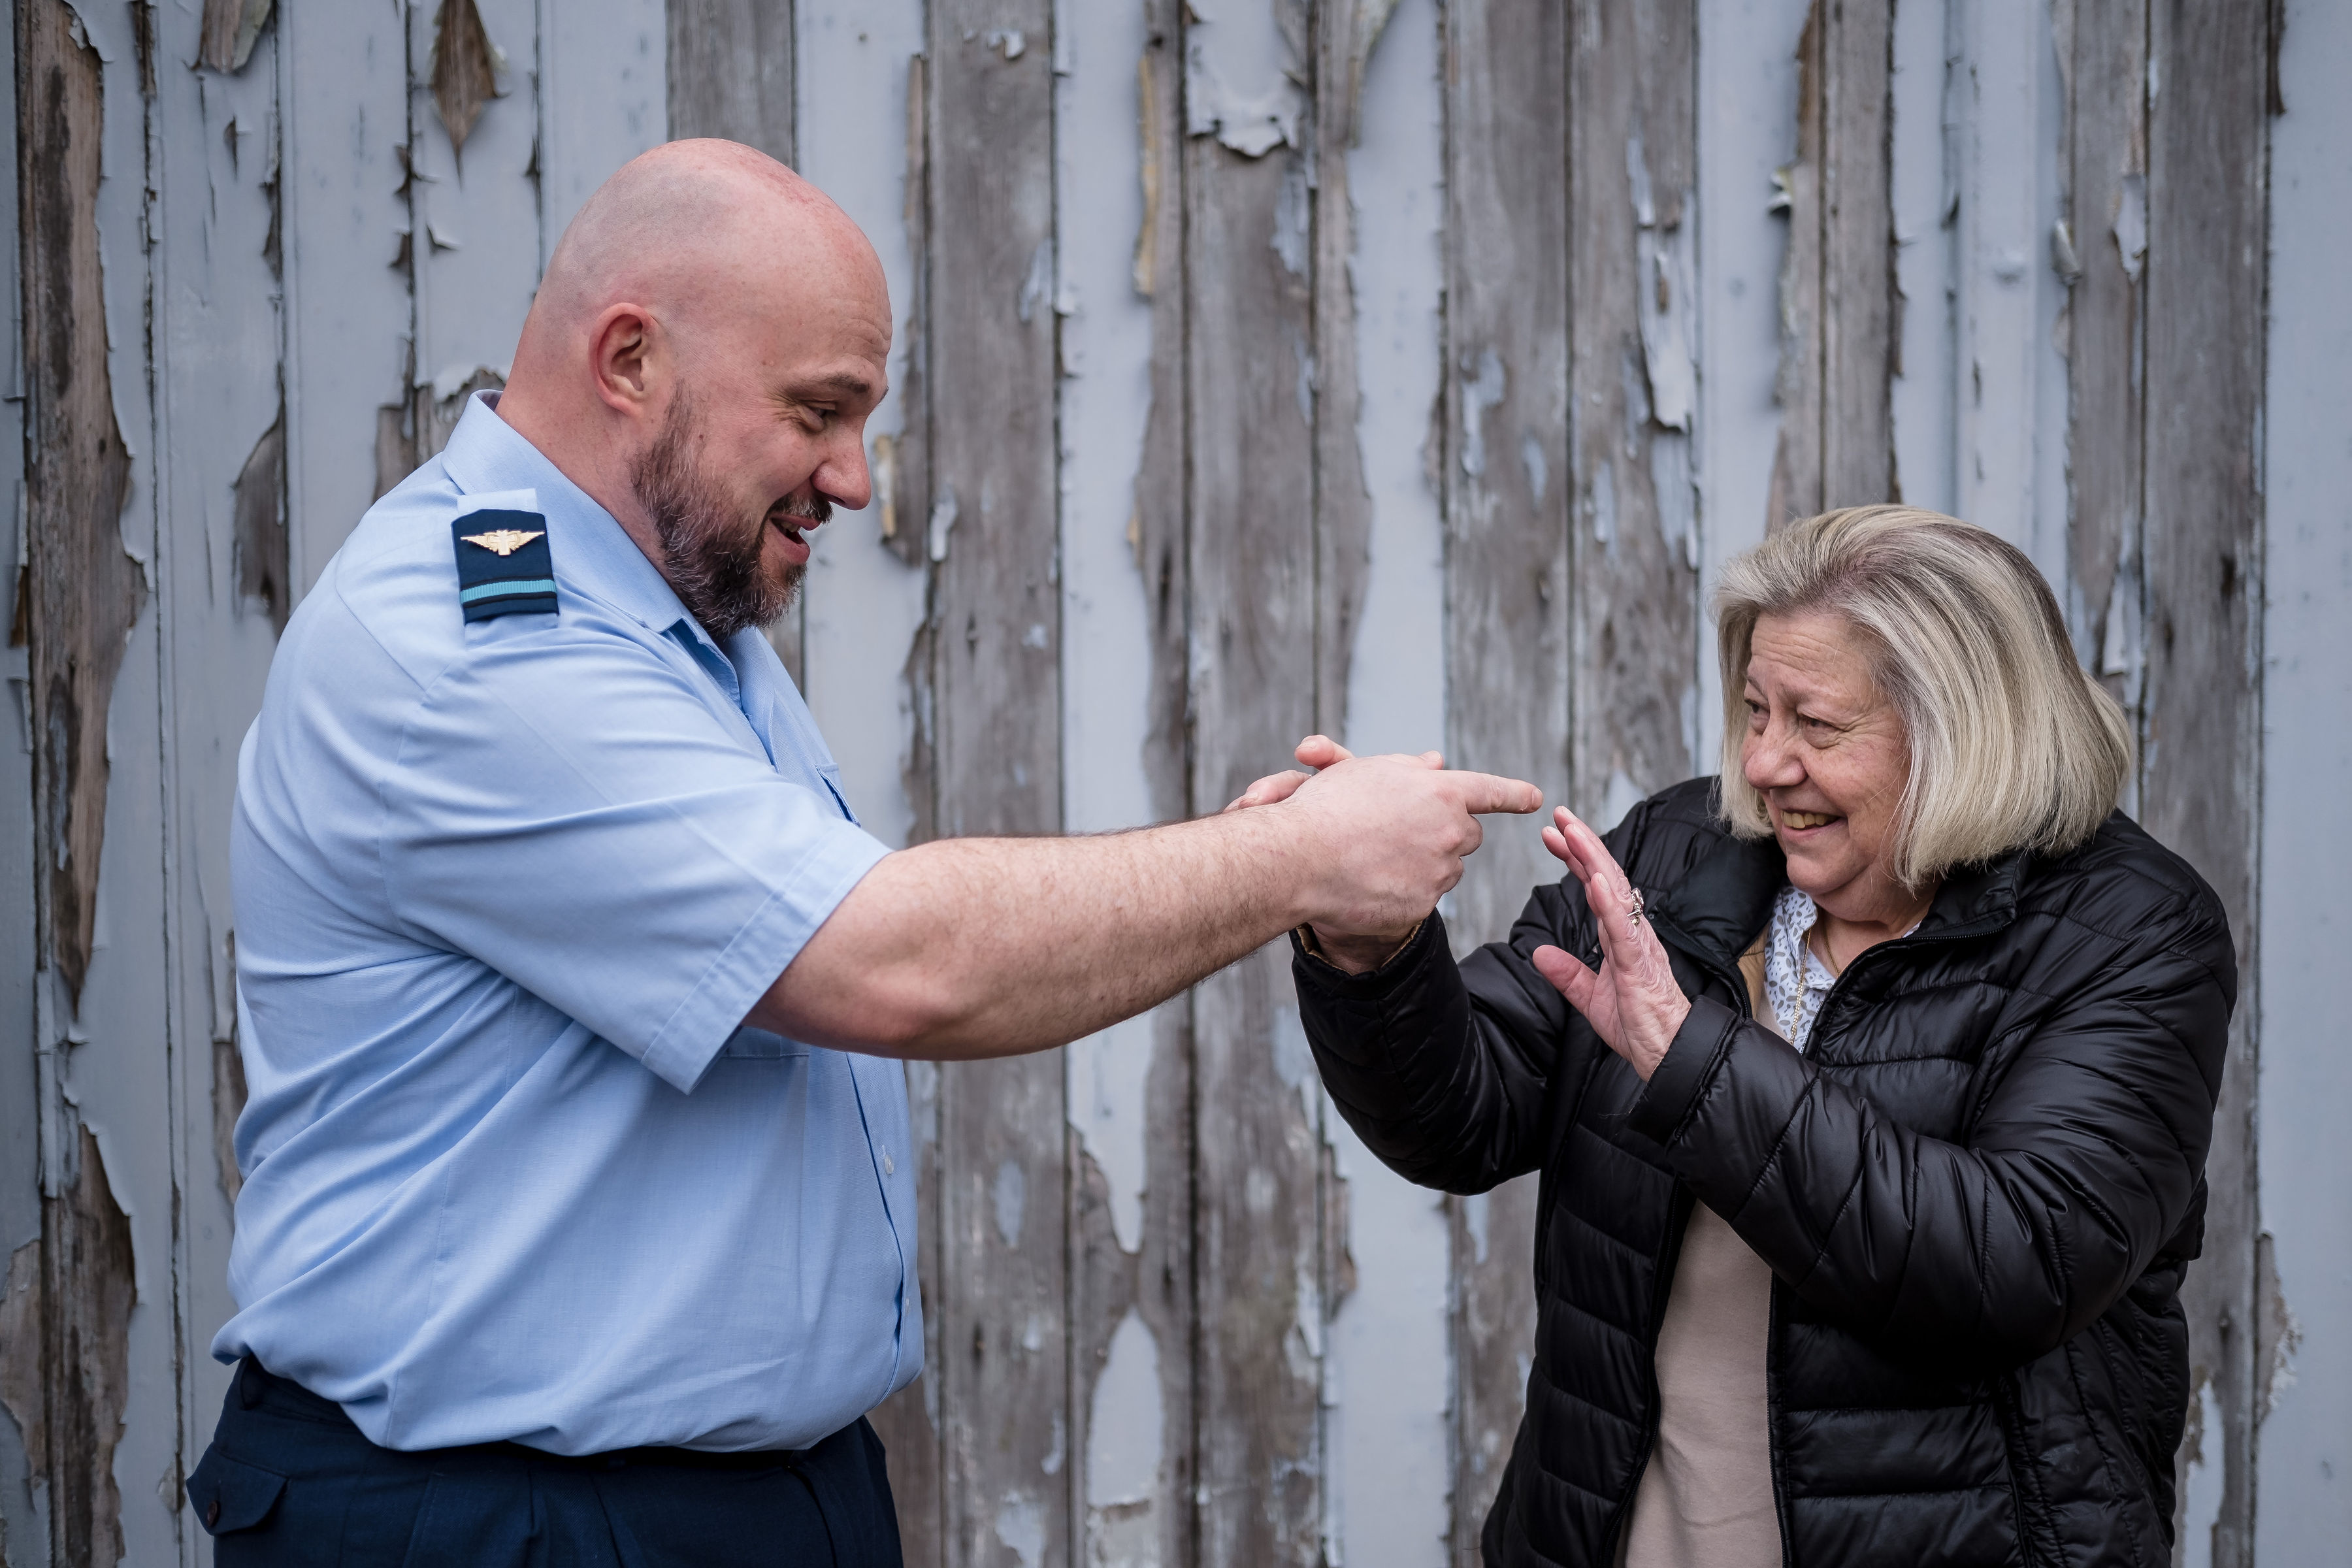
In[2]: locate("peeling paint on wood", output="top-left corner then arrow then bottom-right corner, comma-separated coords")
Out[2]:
1439,1 -> 1568,1548
234,406 -> 290,636
2141,2 -> 2270,1562
921,6 -> 1069,1565
1,1128 -> 138,1568
198,0 -> 274,75
1769,0 -> 1897,526
2061,0 -> 2147,693
19,0 -> 145,1006
1185,2 -> 1327,1559
1571,0 -> 1701,823
2255,5 -> 2352,1553
431,0 -> 504,159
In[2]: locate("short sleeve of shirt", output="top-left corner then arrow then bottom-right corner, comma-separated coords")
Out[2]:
380,624 -> 889,1092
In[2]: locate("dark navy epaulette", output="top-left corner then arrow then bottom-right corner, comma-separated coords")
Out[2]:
451,509 -> 558,622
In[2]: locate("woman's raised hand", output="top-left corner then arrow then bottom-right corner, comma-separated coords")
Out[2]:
1530,807 -> 1691,1081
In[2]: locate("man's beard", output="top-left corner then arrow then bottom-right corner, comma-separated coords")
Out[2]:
629,393 -> 825,640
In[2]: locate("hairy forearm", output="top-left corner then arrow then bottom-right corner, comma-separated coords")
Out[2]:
753,806 -> 1316,1058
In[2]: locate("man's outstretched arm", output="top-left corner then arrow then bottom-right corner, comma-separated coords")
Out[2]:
749,749 -> 1541,1060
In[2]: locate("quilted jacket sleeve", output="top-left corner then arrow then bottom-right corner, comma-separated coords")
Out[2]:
1291,815 -> 1627,1197
1627,874 -> 2235,1368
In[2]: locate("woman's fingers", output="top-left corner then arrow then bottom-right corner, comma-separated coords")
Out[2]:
1529,943 -> 1599,1011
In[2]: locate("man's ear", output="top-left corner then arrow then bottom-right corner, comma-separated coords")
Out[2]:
587,302 -> 661,416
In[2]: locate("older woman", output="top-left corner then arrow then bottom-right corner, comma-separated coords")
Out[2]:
1261,508 -> 2231,1567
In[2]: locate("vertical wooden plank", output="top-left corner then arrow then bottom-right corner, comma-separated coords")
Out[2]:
152,0 -> 291,1537
1056,0 -> 1195,1564
2255,2 -> 2352,1555
1440,0 -> 1568,1550
1183,1 -> 1324,1561
922,5 -> 1066,1565
1950,0 -> 2068,585
2061,0 -> 2147,696
1320,1 -> 1453,1560
8,7 -> 151,1558
540,0 -> 666,255
2139,2 -> 2268,1564
1816,0 -> 1894,510
1693,0 -> 1805,786
1569,0 -> 1701,830
280,0 -> 416,587
664,0 -> 802,687
1767,0 -> 1895,527
791,7 -> 939,1556
668,0 -> 793,155
406,0 -> 542,462
1887,0 -> 1955,516
0,1 -> 43,1543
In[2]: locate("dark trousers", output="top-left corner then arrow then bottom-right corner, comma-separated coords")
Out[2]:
188,1359 -> 903,1567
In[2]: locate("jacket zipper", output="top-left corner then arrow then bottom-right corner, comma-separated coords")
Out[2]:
1643,907 -> 2016,1568
1600,923 -> 1753,1561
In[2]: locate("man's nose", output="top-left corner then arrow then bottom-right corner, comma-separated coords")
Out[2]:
817,427 -> 874,512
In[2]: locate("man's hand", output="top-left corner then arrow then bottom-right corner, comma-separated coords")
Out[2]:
1230,736 -> 1539,973
753,734 -> 1539,1058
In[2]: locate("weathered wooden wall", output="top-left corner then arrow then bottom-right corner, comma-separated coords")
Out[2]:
1,1 -> 2340,1564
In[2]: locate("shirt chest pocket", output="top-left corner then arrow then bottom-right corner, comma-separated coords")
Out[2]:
719,1027 -> 811,1060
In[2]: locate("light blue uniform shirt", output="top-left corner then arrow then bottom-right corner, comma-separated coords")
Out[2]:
215,393 -> 919,1454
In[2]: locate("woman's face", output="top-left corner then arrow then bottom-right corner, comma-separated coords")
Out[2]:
1740,611 -> 1920,925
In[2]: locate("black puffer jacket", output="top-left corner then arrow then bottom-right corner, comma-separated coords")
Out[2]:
1294,778 -> 2232,1568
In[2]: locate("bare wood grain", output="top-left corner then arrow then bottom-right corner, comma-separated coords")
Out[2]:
2140,3 -> 2269,1563
1769,0 -> 1895,527
1184,5 -> 1325,1561
1569,0 -> 1700,823
2063,0 -> 2147,693
1311,0 -> 1373,747
1768,2 -> 1826,529
1818,0 -> 1894,508
920,7 -> 1068,1565
666,0 -> 792,155
1439,0 -> 1567,1554
665,0 -> 804,684
17,0 -> 143,1006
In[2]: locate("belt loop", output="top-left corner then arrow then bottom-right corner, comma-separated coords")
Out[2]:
237,1358 -> 266,1409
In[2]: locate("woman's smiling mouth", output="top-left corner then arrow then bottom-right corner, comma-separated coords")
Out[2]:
1781,809 -> 1838,830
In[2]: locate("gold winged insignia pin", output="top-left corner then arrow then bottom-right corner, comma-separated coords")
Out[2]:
461,527 -> 545,557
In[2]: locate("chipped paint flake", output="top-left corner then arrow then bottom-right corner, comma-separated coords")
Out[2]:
993,1158 -> 1026,1247
994,1491 -> 1048,1568
1460,348 -> 1506,478
431,0 -> 504,156
1183,1 -> 1305,156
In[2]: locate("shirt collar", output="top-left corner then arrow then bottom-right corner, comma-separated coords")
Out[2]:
438,391 -> 723,656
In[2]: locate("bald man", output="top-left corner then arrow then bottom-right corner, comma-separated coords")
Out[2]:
185,142 -> 1537,1564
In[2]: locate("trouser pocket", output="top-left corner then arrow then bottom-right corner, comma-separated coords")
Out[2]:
186,1446 -> 287,1536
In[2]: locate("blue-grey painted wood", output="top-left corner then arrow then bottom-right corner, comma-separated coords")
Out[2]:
2257,2 -> 2352,1556
152,10 -> 294,1556
280,0 -> 414,591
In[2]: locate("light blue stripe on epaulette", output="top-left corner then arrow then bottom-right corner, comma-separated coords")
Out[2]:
460,579 -> 559,604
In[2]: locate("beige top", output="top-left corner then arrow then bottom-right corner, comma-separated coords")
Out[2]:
1620,936 -> 1783,1568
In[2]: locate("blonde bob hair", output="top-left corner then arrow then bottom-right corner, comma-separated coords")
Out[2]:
1714,506 -> 2132,888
